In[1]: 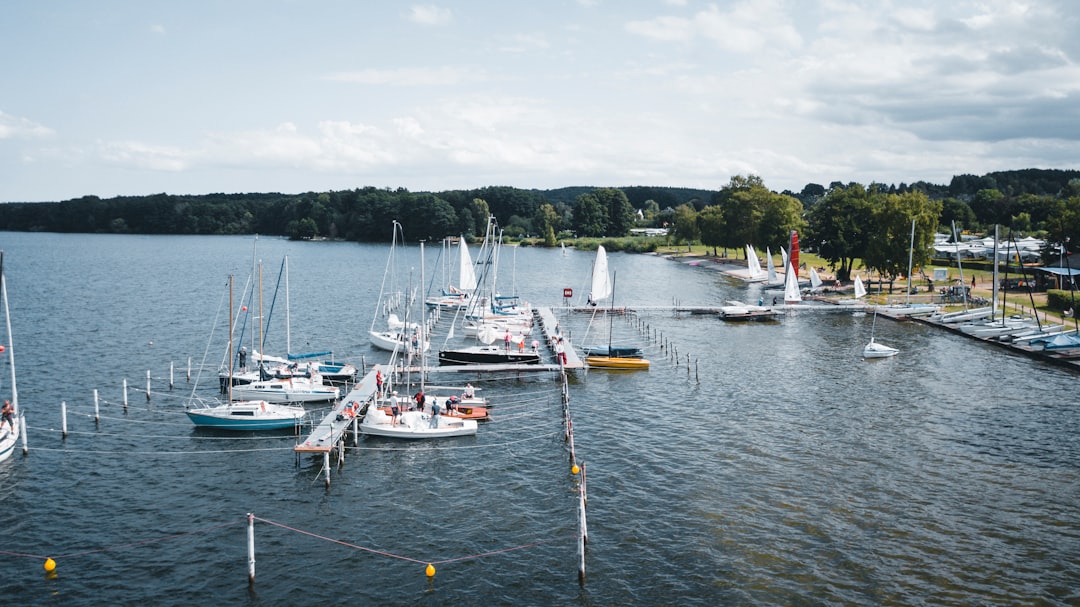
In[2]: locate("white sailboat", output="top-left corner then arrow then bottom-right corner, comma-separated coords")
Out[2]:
783,261 -> 802,304
0,252 -> 23,462
187,276 -> 308,430
426,236 -> 478,310
863,278 -> 899,358
808,267 -> 823,292
370,221 -> 430,354
745,244 -> 767,281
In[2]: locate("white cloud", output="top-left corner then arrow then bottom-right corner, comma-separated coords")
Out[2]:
626,0 -> 802,53
407,5 -> 452,26
98,140 -> 189,171
322,66 -> 482,86
0,111 -> 54,139
149,24 -> 166,35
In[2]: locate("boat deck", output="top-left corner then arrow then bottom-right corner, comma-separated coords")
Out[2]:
294,366 -> 380,454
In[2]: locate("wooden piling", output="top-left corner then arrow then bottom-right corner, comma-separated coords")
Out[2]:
60,401 -> 67,439
247,513 -> 256,585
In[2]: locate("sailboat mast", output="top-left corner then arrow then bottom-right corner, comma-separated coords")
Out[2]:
608,270 -> 616,352
285,256 -> 291,354
905,219 -> 915,305
420,240 -> 427,391
228,275 -> 234,403
0,253 -> 17,415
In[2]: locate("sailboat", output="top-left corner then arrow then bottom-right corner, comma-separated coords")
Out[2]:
783,261 -> 802,304
585,269 -> 650,370
0,253 -> 22,463
426,236 -> 478,310
744,244 -> 767,282
370,221 -> 430,354
863,277 -> 899,359
582,246 -> 645,355
186,276 -> 308,430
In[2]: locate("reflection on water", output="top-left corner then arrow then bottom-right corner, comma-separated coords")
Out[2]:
0,233 -> 1077,606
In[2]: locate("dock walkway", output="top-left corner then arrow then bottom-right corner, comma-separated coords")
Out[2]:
294,365 -> 381,454
535,306 -> 585,369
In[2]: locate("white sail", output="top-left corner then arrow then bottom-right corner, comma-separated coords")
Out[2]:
458,236 -> 477,291
589,245 -> 612,303
781,247 -> 789,271
854,276 -> 867,299
783,261 -> 802,303
766,247 -> 777,284
746,245 -> 765,279
809,267 -> 823,290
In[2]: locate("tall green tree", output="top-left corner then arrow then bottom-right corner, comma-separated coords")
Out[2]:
572,193 -> 608,237
697,205 -> 725,255
862,191 -> 942,281
805,183 -> 873,281
671,204 -> 700,249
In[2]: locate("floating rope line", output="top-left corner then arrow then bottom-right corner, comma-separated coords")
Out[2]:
25,425 -> 299,441
254,516 -> 571,566
341,431 -> 560,453
26,442 -> 295,451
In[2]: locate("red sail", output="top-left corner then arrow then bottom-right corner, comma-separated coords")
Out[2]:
789,231 -> 800,277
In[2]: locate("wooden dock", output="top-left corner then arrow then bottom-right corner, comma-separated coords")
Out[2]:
294,365 -> 381,454
534,307 -> 585,369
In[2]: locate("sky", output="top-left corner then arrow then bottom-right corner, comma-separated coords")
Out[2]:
1,0 -> 1078,203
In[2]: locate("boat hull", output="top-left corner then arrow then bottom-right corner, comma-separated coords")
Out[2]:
360,409 -> 477,438
586,355 -> 651,370
0,420 -> 18,462
438,346 -> 541,366
185,402 -> 306,430
230,380 -> 339,403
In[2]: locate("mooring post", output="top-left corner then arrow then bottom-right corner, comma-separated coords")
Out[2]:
93,388 -> 100,424
337,437 -> 345,467
20,415 -> 28,455
122,378 -> 128,410
146,370 -> 151,401
323,452 -> 331,488
60,401 -> 67,439
169,361 -> 175,390
247,513 -> 256,585
187,356 -> 192,382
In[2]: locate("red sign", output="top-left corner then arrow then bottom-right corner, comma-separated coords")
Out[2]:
563,288 -> 573,298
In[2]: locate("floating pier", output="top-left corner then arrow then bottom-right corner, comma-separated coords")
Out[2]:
294,366 -> 379,455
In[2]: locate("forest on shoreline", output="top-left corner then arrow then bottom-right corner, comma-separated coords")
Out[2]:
1,168 -> 1078,282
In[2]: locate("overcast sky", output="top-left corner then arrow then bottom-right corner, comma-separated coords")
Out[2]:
1,1 -> 1077,202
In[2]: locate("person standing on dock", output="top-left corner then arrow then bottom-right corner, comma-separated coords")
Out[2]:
504,329 -> 512,351
556,338 -> 567,365
389,391 -> 400,423
375,370 -> 384,399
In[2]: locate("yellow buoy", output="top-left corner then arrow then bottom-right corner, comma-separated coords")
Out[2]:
571,464 -> 580,475
43,558 -> 56,572
425,563 -> 436,578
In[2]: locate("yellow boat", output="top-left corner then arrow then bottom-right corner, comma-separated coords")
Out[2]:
585,355 -> 650,370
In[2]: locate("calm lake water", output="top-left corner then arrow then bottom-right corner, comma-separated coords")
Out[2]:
0,232 -> 1077,606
